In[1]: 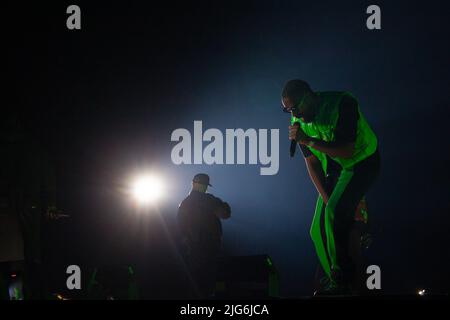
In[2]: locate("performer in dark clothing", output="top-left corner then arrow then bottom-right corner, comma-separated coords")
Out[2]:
177,174 -> 231,299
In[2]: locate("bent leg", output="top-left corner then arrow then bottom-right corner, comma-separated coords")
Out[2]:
324,169 -> 354,275
325,153 -> 380,287
310,195 -> 331,277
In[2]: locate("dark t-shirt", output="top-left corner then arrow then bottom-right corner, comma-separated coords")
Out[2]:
300,95 -> 359,158
177,190 -> 228,249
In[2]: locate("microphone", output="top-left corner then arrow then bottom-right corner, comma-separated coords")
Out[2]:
290,122 -> 299,157
290,140 -> 297,157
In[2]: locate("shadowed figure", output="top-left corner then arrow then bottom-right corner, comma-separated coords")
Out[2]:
177,174 -> 231,299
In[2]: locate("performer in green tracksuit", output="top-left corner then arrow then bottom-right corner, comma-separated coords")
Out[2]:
281,80 -> 380,295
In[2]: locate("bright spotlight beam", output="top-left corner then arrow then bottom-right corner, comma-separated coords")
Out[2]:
131,174 -> 164,205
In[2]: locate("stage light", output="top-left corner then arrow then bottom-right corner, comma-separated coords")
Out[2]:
417,289 -> 426,296
131,174 -> 164,205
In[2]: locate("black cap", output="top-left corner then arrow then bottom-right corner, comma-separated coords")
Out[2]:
193,173 -> 212,187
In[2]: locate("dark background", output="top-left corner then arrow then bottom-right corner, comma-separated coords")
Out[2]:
5,0 -> 450,297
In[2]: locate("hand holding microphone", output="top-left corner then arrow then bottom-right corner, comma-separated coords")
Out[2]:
289,122 -> 300,157
288,122 -> 310,157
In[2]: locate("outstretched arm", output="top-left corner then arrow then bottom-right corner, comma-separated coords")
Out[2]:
304,154 -> 329,204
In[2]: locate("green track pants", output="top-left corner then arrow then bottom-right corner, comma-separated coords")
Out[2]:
310,150 -> 380,280
310,169 -> 354,277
